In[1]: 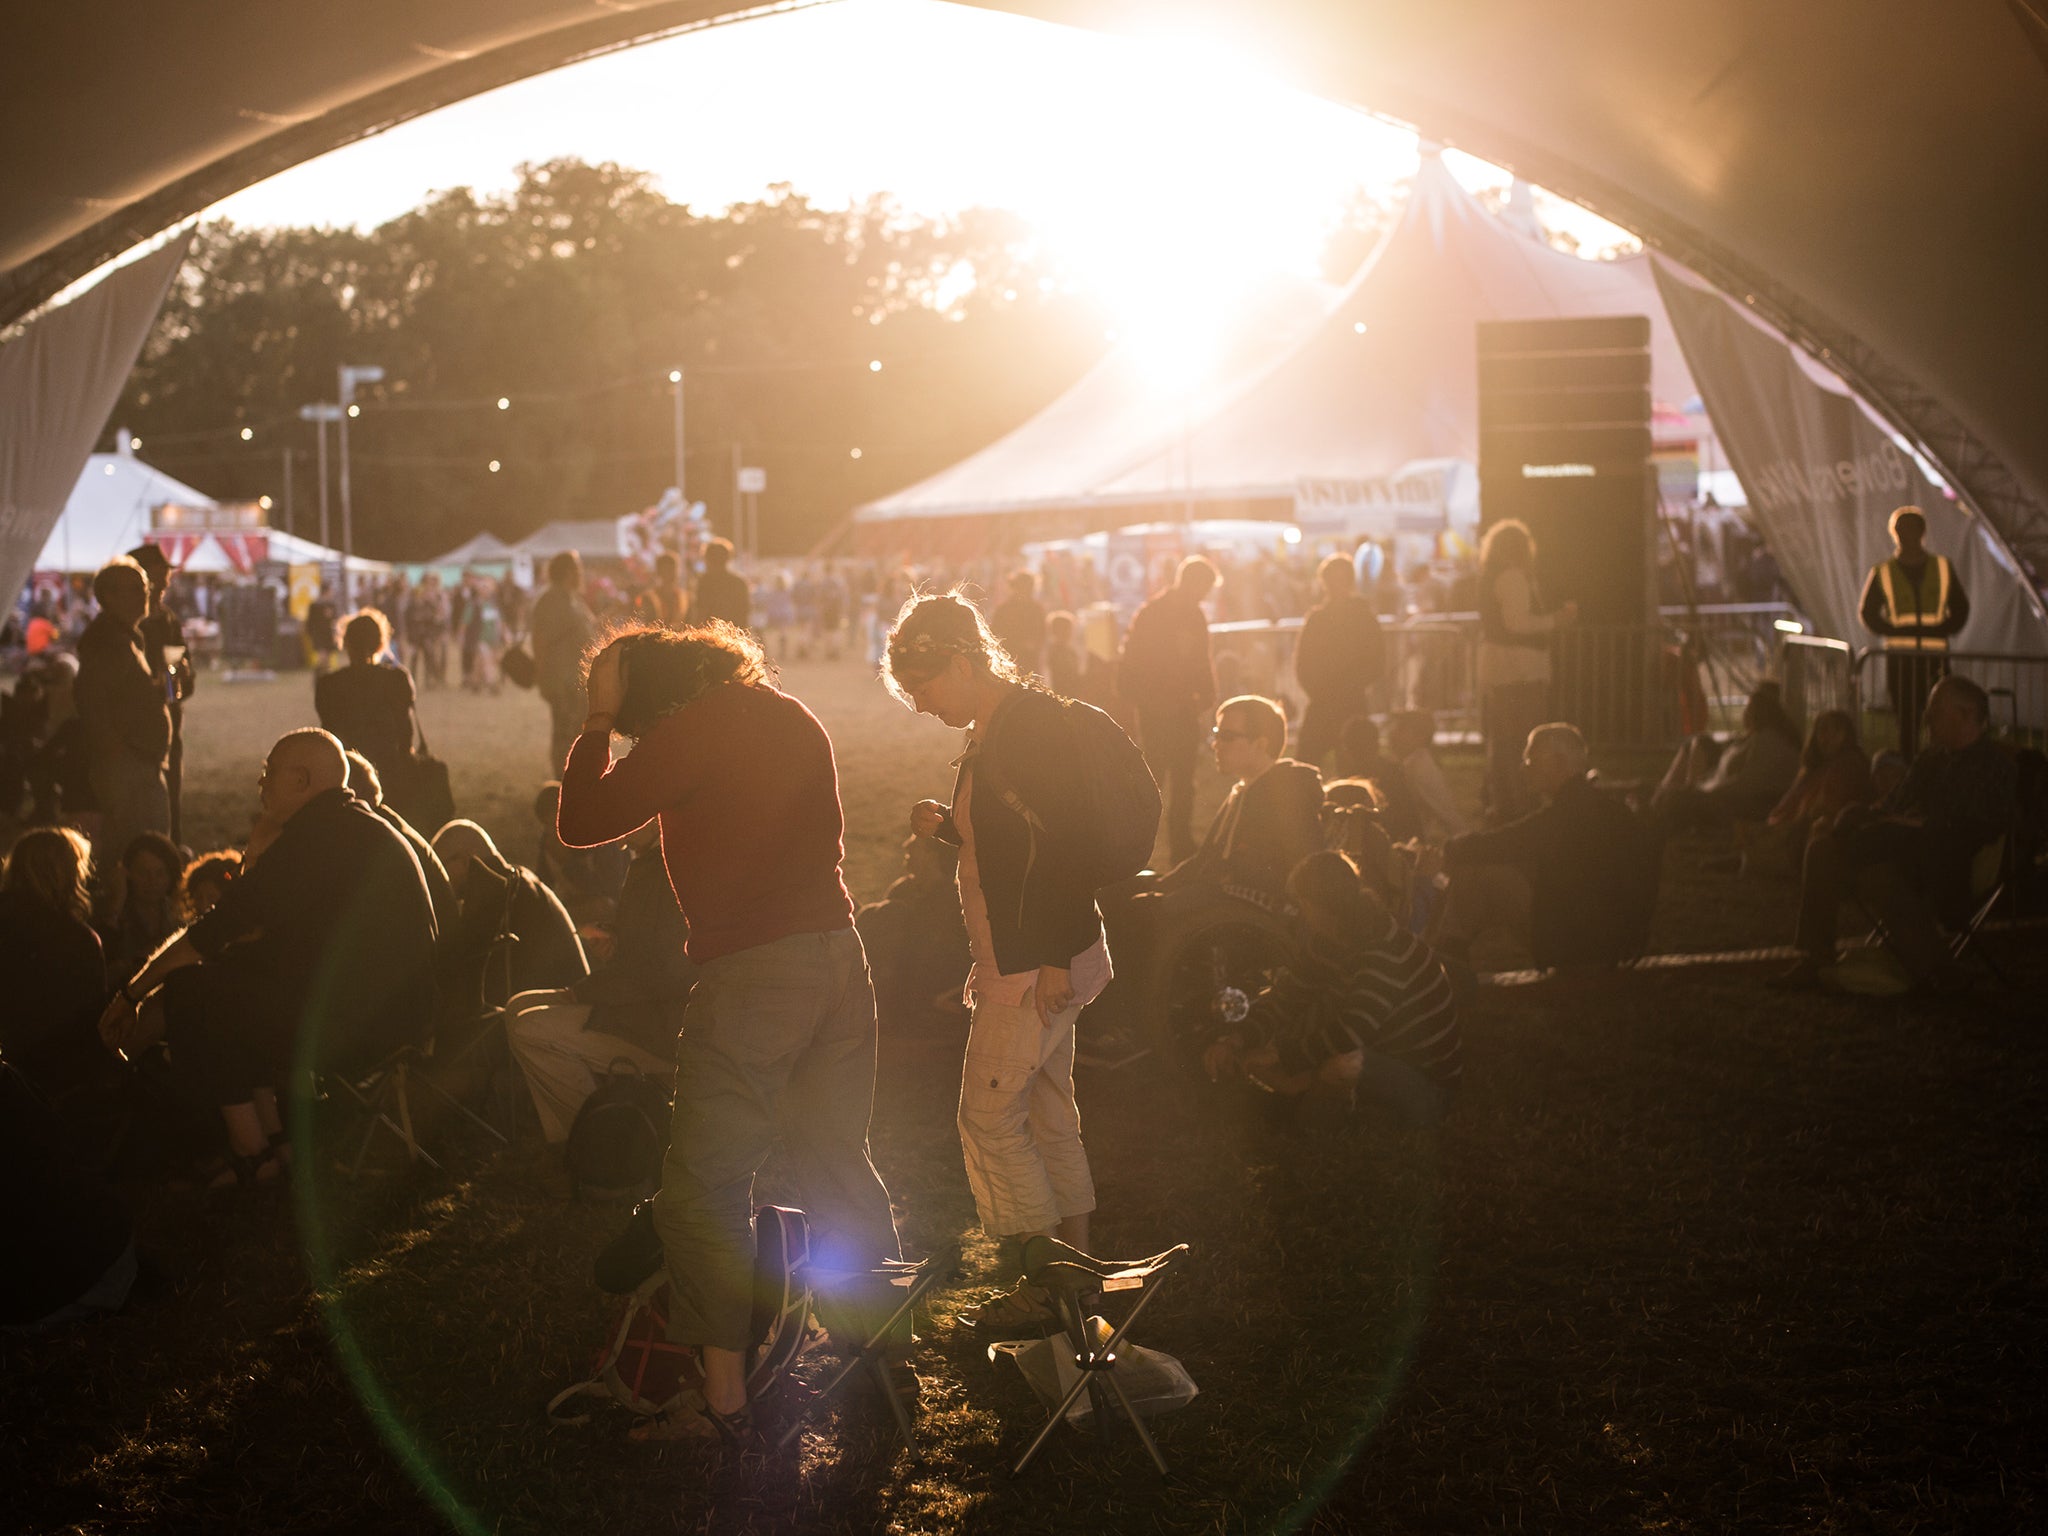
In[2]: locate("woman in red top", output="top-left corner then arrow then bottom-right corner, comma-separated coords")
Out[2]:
1740,710 -> 1875,878
556,621 -> 902,1441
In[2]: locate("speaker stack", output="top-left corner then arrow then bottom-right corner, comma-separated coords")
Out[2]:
1477,315 -> 1657,740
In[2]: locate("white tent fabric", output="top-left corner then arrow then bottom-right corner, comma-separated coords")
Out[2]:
35,450 -> 216,575
1652,256 -> 2048,657
0,236 -> 188,613
855,151 -> 1695,533
429,530 -> 514,565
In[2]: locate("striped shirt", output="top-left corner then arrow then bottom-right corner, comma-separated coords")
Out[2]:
1249,927 -> 1463,1088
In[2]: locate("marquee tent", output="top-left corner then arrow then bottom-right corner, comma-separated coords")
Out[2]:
854,150 -> 1698,546
429,531 -> 516,566
34,446 -> 216,575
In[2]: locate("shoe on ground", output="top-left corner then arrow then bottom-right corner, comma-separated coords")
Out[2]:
959,1278 -> 1059,1337
628,1393 -> 756,1445
1767,958 -> 1828,992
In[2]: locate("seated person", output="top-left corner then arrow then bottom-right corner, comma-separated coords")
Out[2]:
432,819 -> 589,997
0,1064 -> 138,1330
1203,850 -> 1461,1129
1434,722 -> 1658,971
343,749 -> 455,941
1334,714 -> 1424,841
532,780 -> 629,920
1649,681 -> 1802,836
1386,710 -> 1470,839
1777,676 -> 2016,990
0,827 -> 113,1097
1869,749 -> 1909,803
1738,710 -> 1875,878
1154,694 -> 1324,903
97,729 -> 439,1188
504,830 -> 690,1142
856,831 -> 968,1020
180,850 -> 241,921
98,831 -> 185,980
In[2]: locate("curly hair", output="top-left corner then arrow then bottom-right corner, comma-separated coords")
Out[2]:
881,589 -> 1019,707
591,620 -> 773,739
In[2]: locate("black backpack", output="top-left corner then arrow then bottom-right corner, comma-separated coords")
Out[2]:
565,1059 -> 672,1202
987,696 -> 1162,891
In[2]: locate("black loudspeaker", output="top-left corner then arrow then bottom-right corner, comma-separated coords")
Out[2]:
1477,316 -> 1654,626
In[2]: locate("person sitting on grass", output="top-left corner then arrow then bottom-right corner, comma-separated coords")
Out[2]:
180,850 -> 241,922
431,819 -> 589,998
342,749 -> 455,940
97,729 -> 438,1189
98,831 -> 184,981
1385,710 -> 1470,839
1735,710 -> 1874,879
0,827 -> 113,1099
1204,850 -> 1460,1129
1334,714 -> 1424,841
1155,693 -> 1325,905
532,779 -> 629,920
1432,721 -> 1658,972
1648,680 -> 1802,838
504,826 -> 688,1143
1775,675 -> 2016,992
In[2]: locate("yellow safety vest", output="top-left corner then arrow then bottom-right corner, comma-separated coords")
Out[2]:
1877,555 -> 1952,652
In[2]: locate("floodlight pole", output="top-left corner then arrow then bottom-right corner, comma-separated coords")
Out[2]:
337,363 -> 385,582
298,402 -> 342,550
670,367 -> 686,502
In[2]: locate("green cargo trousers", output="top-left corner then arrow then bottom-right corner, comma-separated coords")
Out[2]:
652,926 -> 902,1352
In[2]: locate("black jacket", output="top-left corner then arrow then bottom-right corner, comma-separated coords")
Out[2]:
1160,758 -> 1325,898
938,687 -> 1103,975
1445,776 -> 1657,967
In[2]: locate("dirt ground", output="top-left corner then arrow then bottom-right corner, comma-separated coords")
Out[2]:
6,659 -> 2044,1535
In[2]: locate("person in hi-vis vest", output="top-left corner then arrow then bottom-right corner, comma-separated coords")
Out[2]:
1858,505 -> 1970,757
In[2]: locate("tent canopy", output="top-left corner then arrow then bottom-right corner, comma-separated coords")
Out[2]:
35,449 -> 216,575
1,2 -> 2044,583
858,151 -> 1695,533
511,519 -> 625,563
430,531 -> 515,565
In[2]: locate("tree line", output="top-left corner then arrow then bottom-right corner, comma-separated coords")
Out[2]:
109,160 -> 1118,560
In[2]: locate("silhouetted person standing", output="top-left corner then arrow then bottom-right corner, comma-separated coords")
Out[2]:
74,558 -> 170,865
990,570 -> 1048,678
634,550 -> 690,628
1860,505 -> 1970,758
531,551 -> 596,771
1119,556 -> 1218,864
694,538 -> 751,630
1293,553 -> 1384,770
127,545 -> 194,845
315,609 -> 415,791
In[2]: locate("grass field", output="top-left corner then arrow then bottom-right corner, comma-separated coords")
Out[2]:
5,661 -> 2044,1534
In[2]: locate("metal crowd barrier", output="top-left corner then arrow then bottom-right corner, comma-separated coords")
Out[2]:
1207,603 -> 1802,747
1850,648 -> 2048,748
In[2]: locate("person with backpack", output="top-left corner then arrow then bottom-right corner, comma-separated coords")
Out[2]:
886,592 -> 1158,1336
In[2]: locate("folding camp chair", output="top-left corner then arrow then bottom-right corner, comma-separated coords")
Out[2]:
1858,832 -> 2014,987
1010,1237 -> 1190,1478
329,1034 -> 509,1176
776,1242 -> 960,1451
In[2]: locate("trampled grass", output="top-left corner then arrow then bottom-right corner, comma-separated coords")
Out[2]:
5,659 -> 2043,1533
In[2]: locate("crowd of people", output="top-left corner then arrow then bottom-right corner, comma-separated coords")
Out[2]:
3,503 -> 2037,1464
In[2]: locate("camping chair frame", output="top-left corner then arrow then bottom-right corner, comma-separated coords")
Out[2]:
1010,1238 -> 1190,1479
776,1242 -> 960,1452
329,1038 -> 509,1176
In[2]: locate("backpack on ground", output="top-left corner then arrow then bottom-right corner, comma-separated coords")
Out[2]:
987,696 -> 1162,891
564,1058 -> 671,1202
547,1204 -> 815,1424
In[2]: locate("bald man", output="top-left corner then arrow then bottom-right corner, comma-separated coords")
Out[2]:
101,729 -> 439,1182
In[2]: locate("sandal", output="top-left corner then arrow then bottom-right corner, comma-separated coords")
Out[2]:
206,1148 -> 286,1192
628,1397 -> 756,1446
959,1280 -> 1058,1337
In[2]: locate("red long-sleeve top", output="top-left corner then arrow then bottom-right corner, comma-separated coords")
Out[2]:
557,682 -> 854,964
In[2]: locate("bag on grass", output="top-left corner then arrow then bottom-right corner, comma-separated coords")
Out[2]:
548,1205 -> 815,1424
988,1323 -> 1199,1424
565,1058 -> 672,1202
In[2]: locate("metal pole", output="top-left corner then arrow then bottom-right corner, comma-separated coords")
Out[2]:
731,441 -> 742,561
281,446 -> 295,537
337,395 -> 354,569
315,415 -> 331,549
671,367 -> 686,501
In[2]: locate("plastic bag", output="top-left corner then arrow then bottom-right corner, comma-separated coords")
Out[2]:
989,1322 -> 1199,1424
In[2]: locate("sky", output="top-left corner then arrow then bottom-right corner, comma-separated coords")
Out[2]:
201,0 -> 1636,340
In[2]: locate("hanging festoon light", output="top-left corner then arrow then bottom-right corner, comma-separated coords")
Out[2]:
489,460 -> 502,474
240,426 -> 254,440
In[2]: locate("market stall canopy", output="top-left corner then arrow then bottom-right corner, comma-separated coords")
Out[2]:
1,1 -> 2044,582
510,519 -> 625,563
430,531 -> 516,566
